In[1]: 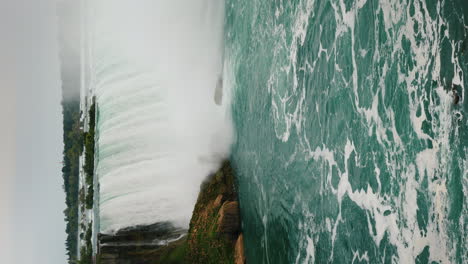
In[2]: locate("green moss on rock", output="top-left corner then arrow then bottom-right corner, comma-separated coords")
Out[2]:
186,160 -> 239,264
96,161 -> 242,264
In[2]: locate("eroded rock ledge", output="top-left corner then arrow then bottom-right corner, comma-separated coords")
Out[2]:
187,160 -> 246,264
97,222 -> 186,264
97,161 -> 245,264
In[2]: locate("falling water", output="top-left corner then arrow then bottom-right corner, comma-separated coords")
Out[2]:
88,0 -> 232,234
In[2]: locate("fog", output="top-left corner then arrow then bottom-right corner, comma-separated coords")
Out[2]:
90,0 -> 234,233
57,0 -> 82,101
0,0 -> 66,263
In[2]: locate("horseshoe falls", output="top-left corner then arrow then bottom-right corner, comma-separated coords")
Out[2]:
225,0 -> 467,263
90,0 -> 231,234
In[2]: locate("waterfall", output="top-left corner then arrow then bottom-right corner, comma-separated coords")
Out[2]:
88,0 -> 232,234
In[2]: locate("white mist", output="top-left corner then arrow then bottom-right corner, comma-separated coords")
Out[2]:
89,0 -> 232,234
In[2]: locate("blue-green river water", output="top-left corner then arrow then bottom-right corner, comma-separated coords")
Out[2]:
225,0 -> 467,263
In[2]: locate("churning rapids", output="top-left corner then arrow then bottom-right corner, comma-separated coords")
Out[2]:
225,0 -> 467,263
84,0 -> 467,263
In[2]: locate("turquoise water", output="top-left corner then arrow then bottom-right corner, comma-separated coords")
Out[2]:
226,0 -> 467,263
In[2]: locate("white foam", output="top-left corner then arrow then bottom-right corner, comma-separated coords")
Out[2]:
90,0 -> 232,234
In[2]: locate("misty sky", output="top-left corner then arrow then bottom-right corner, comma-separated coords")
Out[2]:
0,0 -> 66,263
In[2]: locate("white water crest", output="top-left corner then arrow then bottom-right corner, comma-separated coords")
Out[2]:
88,0 -> 232,234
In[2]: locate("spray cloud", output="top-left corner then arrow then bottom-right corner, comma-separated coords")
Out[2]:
90,0 -> 233,233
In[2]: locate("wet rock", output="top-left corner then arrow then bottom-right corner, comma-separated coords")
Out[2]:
213,194 -> 224,208
99,222 -> 184,245
97,222 -> 186,264
235,233 -> 246,264
453,90 -> 460,105
187,161 -> 241,263
217,201 -> 240,235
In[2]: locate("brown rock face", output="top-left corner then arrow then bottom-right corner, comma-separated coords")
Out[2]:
235,233 -> 246,264
217,201 -> 240,235
187,161 -> 242,263
213,194 -> 224,208
97,222 -> 186,264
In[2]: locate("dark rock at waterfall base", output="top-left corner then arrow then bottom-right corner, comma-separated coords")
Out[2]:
187,160 -> 244,263
97,222 -> 186,264
217,201 -> 241,236
99,222 -> 185,245
96,161 -> 245,264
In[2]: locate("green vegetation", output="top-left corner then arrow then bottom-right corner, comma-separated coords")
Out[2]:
186,160 -> 237,264
74,222 -> 93,264
62,97 -> 97,263
83,99 -> 96,210
154,161 -> 238,263
83,99 -> 95,183
110,237 -> 189,264
94,161 -> 240,264
85,185 -> 94,209
61,98 -> 83,262
156,239 -> 188,264
77,99 -> 97,263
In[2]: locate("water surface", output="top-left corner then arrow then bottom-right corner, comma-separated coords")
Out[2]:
226,0 -> 467,262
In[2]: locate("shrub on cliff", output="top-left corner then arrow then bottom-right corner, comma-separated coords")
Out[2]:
187,160 -> 239,264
